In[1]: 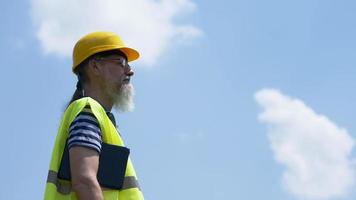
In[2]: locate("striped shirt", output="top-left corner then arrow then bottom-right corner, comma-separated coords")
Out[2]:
68,105 -> 116,153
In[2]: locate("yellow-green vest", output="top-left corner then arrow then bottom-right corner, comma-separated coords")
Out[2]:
44,97 -> 144,200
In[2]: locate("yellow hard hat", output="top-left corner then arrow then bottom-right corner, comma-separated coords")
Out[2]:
72,31 -> 140,73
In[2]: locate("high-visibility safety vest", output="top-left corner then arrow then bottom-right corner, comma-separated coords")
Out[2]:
44,97 -> 144,200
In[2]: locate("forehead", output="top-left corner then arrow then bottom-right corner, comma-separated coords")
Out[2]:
96,50 -> 127,60
104,54 -> 126,59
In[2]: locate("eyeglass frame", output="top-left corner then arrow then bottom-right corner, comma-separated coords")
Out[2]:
94,56 -> 130,70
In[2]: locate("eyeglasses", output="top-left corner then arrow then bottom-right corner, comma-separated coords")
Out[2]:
95,56 -> 129,69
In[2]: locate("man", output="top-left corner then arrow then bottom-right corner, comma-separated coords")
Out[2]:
44,32 -> 144,200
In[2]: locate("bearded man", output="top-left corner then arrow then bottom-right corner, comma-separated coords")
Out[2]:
44,32 -> 144,200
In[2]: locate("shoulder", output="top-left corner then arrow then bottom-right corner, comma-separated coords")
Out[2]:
68,105 -> 102,153
71,105 -> 100,127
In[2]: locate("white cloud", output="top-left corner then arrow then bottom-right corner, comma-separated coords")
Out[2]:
30,0 -> 203,66
255,88 -> 355,200
172,129 -> 205,143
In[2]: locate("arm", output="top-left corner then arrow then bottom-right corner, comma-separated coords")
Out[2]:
69,146 -> 103,200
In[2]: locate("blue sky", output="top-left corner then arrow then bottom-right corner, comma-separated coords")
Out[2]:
1,0 -> 356,200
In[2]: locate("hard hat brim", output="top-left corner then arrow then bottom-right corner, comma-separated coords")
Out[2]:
118,47 -> 140,62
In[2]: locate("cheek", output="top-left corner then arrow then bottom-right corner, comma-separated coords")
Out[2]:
109,69 -> 125,86
112,71 -> 124,82
106,66 -> 123,79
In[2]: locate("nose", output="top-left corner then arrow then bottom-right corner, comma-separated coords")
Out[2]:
125,65 -> 134,77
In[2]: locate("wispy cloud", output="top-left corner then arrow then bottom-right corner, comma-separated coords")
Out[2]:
30,0 -> 203,66
174,129 -> 205,143
255,88 -> 355,200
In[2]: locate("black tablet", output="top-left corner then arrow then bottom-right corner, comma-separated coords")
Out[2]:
58,142 -> 130,189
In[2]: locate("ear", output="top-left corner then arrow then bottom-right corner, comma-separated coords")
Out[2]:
87,59 -> 102,76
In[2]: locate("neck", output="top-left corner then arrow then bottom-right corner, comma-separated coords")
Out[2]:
83,83 -> 113,111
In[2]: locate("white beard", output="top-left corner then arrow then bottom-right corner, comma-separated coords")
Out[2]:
112,83 -> 135,112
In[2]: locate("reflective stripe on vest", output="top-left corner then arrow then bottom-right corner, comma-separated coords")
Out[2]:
47,170 -> 141,195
